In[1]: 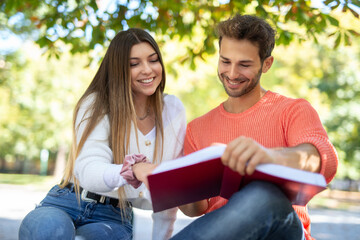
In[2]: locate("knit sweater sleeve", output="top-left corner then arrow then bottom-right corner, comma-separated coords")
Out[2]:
282,99 -> 338,183
73,95 -> 119,193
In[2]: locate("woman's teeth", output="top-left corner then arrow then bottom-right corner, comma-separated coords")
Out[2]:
140,78 -> 154,83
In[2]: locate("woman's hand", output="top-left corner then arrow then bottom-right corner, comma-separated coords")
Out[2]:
132,162 -> 158,188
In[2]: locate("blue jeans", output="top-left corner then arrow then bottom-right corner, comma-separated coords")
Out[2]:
19,185 -> 133,240
171,181 -> 304,240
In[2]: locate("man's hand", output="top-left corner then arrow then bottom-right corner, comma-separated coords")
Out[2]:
132,163 -> 158,189
221,136 -> 277,175
221,137 -> 321,174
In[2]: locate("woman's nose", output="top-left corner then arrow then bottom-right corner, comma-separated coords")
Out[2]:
141,62 -> 152,75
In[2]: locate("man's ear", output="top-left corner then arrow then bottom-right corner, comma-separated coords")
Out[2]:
262,56 -> 274,73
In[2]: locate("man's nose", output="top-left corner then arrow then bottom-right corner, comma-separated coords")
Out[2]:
227,65 -> 238,80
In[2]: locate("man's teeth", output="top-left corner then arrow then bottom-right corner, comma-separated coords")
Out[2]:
140,78 -> 154,83
228,80 -> 240,85
228,79 -> 245,85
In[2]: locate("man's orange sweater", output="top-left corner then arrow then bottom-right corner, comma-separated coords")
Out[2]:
184,91 -> 338,240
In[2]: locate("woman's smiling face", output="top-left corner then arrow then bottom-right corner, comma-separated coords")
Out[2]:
130,42 -> 163,98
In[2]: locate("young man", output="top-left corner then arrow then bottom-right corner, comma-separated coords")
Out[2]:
171,15 -> 338,240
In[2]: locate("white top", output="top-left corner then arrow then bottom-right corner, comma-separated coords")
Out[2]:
72,93 -> 186,239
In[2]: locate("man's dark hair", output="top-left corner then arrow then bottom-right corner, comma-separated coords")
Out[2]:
216,14 -> 276,62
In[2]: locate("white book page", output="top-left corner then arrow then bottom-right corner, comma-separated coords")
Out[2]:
256,164 -> 326,186
152,145 -> 326,187
152,145 -> 226,174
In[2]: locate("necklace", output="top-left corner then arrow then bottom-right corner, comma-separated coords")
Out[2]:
137,108 -> 150,120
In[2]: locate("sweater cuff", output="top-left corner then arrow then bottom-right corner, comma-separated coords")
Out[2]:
295,134 -> 338,183
103,164 -> 127,190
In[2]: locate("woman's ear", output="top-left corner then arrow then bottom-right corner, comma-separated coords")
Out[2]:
262,56 -> 274,73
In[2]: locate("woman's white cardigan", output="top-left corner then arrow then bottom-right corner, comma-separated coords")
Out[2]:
73,94 -> 186,239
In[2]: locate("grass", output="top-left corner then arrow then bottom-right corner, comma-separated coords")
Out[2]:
0,173 -> 58,190
308,189 -> 360,211
0,173 -> 52,184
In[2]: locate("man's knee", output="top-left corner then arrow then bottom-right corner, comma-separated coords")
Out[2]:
226,181 -> 293,214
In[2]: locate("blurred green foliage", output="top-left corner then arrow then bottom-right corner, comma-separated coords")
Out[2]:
265,39 -> 360,179
1,0 -> 359,65
0,44 -> 96,173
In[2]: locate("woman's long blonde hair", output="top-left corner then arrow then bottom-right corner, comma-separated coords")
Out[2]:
60,28 -> 165,214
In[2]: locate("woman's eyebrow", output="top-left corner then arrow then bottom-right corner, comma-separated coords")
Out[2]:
130,52 -> 157,60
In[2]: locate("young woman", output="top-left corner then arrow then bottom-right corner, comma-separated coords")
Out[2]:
19,28 -> 186,240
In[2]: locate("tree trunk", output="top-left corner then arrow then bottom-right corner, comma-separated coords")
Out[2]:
0,157 -> 6,172
53,144 -> 67,180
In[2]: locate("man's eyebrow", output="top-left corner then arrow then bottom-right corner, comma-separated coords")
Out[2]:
220,55 -> 254,63
130,52 -> 157,60
220,55 -> 229,60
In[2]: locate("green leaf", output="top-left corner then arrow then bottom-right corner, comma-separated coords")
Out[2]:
344,32 -> 352,46
349,8 -> 360,18
349,29 -> 360,37
327,15 -> 339,26
323,0 -> 335,5
334,33 -> 341,48
328,31 -> 337,37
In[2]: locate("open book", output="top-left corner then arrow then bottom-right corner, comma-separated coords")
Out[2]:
147,145 -> 327,212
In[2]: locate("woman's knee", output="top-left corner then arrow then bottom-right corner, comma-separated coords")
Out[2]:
76,222 -> 132,240
19,207 -> 75,240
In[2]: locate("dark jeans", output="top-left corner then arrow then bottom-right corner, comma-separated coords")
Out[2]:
171,181 -> 304,240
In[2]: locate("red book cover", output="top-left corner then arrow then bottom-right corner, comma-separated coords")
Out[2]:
148,145 -> 327,212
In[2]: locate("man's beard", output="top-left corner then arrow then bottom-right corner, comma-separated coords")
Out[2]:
218,67 -> 262,98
